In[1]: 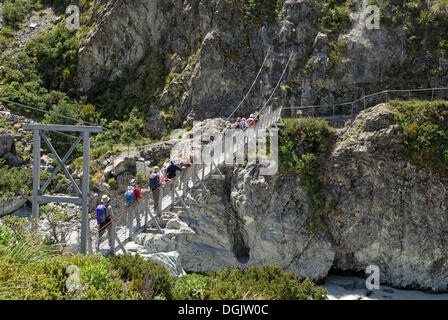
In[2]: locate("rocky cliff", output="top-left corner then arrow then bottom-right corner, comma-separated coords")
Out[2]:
124,104 -> 447,292
77,0 -> 447,137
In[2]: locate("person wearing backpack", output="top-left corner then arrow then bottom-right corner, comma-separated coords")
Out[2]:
148,169 -> 161,215
154,166 -> 168,183
96,195 -> 114,253
125,179 -> 143,231
166,160 -> 184,179
166,160 -> 184,209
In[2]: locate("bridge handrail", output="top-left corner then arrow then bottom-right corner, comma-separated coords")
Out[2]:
281,87 -> 448,118
89,105 -> 283,253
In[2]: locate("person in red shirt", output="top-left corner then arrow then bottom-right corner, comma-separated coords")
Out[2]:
127,179 -> 142,229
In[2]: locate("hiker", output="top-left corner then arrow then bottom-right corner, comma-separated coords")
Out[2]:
96,195 -> 115,253
240,118 -> 248,130
166,160 -> 184,208
255,108 -> 262,121
124,179 -> 142,229
179,156 -> 193,193
154,165 -> 168,184
234,117 -> 242,130
166,160 -> 184,180
148,169 -> 161,215
247,116 -> 255,127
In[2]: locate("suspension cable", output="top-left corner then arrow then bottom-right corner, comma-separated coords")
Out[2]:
260,50 -> 294,114
225,47 -> 273,121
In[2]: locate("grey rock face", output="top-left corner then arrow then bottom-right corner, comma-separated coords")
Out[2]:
324,105 -> 448,291
2,152 -> 23,167
129,163 -> 335,281
0,133 -> 23,167
0,198 -> 27,217
0,135 -> 14,157
77,0 -> 422,133
123,105 -> 447,291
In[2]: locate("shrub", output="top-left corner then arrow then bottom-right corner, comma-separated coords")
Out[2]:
40,205 -> 69,248
0,224 -> 17,246
107,178 -> 118,190
0,252 -> 138,300
2,0 -> 42,25
0,215 -> 29,237
389,99 -> 448,176
279,118 -> 335,233
234,0 -> 285,25
171,274 -> 209,300
0,166 -> 33,200
135,171 -> 149,185
108,253 -> 174,300
180,265 -> 328,300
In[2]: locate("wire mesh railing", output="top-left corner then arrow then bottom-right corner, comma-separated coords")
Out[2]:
281,87 -> 448,120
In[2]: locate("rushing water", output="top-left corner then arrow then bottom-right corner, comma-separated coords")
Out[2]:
323,275 -> 448,300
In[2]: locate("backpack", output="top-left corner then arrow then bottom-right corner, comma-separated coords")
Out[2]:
148,173 -> 160,190
96,204 -> 109,224
125,186 -> 136,205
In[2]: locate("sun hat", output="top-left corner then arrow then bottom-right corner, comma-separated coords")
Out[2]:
101,195 -> 110,203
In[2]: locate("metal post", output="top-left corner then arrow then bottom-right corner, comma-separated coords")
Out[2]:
183,169 -> 188,196
170,178 -> 175,210
80,131 -> 90,254
144,198 -> 149,230
32,130 -> 41,219
128,208 -> 133,239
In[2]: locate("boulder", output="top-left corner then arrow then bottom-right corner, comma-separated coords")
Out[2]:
0,135 -> 14,157
103,151 -> 139,179
2,152 -> 23,167
141,251 -> 186,277
0,198 -> 28,217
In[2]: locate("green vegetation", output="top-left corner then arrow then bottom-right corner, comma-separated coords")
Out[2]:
373,0 -> 448,86
318,0 -> 355,75
279,118 -> 335,233
172,266 -> 327,300
86,48 -> 167,124
108,253 -> 174,300
232,0 -> 285,25
0,0 -> 159,150
0,222 -> 327,300
1,0 -> 42,26
389,100 -> 448,176
0,161 -> 33,200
